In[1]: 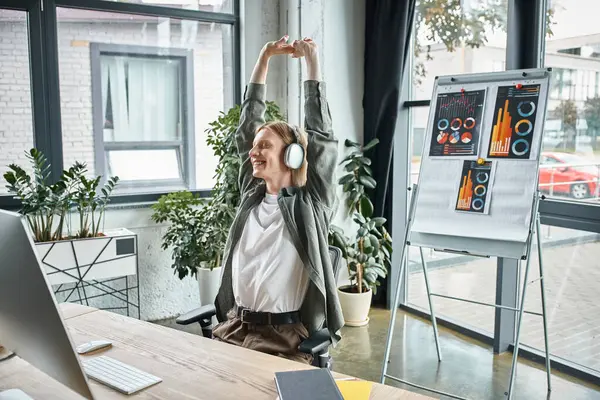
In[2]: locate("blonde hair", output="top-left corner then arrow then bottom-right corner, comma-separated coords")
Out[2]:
257,121 -> 308,187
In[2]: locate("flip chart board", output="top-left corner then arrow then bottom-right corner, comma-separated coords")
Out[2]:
408,68 -> 552,259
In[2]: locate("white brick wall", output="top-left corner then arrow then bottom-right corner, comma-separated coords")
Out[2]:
1,18 -> 228,193
0,19 -> 35,190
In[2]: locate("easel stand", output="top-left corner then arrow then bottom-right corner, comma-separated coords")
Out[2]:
380,185 -> 552,400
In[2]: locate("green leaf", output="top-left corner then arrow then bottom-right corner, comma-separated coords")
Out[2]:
353,212 -> 366,225
344,139 -> 361,148
358,175 -> 376,189
369,234 -> 380,252
344,162 -> 358,172
360,196 -> 374,218
340,152 -> 361,164
365,271 -> 377,283
360,165 -> 373,176
329,224 -> 345,235
333,233 -> 348,252
338,174 -> 354,185
362,138 -> 379,151
358,157 -> 372,166
372,217 -> 386,227
374,265 -> 387,277
363,236 -> 372,250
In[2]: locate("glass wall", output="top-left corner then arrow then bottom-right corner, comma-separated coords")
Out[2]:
0,10 -> 35,194
402,0 -> 600,380
408,248 -> 497,334
409,0 -> 508,183
541,0 -> 600,203
406,0 -> 507,334
521,225 -> 600,373
410,0 -> 507,101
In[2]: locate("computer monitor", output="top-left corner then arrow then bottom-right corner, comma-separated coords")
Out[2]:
0,209 -> 94,399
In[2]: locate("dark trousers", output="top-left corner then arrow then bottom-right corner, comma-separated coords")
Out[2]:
212,308 -> 313,364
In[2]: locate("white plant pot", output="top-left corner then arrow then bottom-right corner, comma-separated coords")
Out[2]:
34,228 -> 137,286
197,266 -> 222,307
337,285 -> 372,327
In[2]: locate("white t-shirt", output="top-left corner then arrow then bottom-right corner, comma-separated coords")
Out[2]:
231,193 -> 310,313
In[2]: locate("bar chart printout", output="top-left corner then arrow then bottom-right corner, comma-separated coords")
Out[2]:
429,89 -> 486,157
455,160 -> 493,214
488,84 -> 540,159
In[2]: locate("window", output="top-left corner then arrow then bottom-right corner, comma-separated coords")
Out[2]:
99,0 -> 234,14
0,10 -> 35,195
57,7 -> 235,194
408,249 -> 496,335
400,0 -> 600,383
405,0 -> 509,338
410,0 -> 507,101
91,44 -> 193,191
543,0 -> 600,203
521,225 -> 600,374
408,0 -> 508,183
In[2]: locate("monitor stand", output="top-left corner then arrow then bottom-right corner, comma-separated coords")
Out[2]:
0,390 -> 34,400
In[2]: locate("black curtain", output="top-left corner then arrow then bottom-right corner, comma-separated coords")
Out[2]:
363,0 -> 416,305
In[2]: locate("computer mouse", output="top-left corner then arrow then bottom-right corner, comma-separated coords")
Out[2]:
76,340 -> 112,354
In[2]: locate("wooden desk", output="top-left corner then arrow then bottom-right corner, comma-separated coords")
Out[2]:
0,304 -> 432,399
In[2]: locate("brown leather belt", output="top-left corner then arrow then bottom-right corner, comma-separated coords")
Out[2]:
234,304 -> 301,325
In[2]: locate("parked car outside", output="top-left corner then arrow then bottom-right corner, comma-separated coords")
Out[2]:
539,152 -> 600,199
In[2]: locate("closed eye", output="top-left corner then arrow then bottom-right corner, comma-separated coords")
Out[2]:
252,140 -> 271,149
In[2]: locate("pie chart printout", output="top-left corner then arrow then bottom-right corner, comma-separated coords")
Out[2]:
429,89 -> 486,157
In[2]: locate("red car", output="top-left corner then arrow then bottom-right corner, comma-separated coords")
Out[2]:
539,152 -> 600,199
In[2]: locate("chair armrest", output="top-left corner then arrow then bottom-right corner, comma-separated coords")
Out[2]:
175,304 -> 216,325
298,328 -> 331,355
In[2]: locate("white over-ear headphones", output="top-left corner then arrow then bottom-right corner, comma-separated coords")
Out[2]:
284,124 -> 305,170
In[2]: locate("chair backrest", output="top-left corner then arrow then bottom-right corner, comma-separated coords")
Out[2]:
328,245 -> 344,282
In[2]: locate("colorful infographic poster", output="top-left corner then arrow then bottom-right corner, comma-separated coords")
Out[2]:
487,84 -> 540,159
429,89 -> 486,157
455,160 -> 494,214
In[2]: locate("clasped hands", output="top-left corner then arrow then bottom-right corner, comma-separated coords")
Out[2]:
262,35 -> 318,61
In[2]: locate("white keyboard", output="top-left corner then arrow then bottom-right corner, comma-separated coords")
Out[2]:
81,356 -> 162,395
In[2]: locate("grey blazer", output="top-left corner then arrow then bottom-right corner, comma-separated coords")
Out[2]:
214,80 -> 344,346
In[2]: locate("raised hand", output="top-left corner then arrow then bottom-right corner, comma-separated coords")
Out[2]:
262,35 -> 295,58
292,38 -> 321,81
251,35 -> 294,84
291,37 -> 318,60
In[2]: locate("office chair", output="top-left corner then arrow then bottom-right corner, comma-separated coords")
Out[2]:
176,245 -> 344,369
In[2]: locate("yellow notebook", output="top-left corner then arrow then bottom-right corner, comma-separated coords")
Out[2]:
335,380 -> 373,400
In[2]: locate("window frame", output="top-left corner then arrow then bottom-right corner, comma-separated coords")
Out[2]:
90,43 -> 196,192
0,0 -> 240,210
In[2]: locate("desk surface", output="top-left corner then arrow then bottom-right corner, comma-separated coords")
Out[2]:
0,303 -> 432,399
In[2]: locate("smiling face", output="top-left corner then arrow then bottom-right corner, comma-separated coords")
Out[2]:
250,127 -> 289,182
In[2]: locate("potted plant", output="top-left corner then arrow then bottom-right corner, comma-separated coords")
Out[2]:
151,190 -> 218,306
329,139 -> 392,326
3,149 -> 132,286
152,101 -> 285,306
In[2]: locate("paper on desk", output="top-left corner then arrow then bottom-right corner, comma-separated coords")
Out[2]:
336,380 -> 373,399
